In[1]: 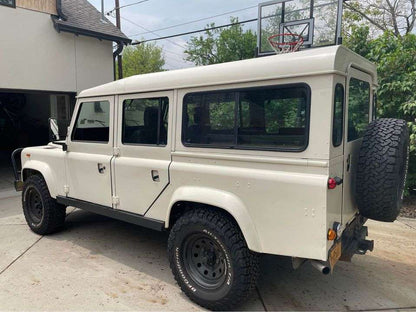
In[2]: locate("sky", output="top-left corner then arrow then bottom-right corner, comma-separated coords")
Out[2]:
88,0 -> 261,70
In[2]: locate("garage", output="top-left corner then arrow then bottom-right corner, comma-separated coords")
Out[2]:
0,91 -> 75,189
0,0 -> 130,191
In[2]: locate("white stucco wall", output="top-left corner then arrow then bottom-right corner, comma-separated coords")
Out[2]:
0,6 -> 114,93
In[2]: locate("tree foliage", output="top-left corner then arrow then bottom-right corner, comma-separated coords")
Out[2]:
346,27 -> 416,191
344,0 -> 416,37
184,17 -> 257,66
121,42 -> 165,78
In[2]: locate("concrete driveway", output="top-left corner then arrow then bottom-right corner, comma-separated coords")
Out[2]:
0,190 -> 415,311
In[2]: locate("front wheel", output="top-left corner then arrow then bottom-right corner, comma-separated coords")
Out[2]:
168,209 -> 259,311
22,175 -> 66,235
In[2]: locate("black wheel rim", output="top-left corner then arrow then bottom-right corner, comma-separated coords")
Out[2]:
182,233 -> 228,289
26,187 -> 44,224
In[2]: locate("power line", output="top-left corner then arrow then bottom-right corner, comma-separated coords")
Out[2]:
127,5 -> 258,38
163,48 -> 185,58
132,17 -> 257,45
107,0 -> 150,15
121,15 -> 187,49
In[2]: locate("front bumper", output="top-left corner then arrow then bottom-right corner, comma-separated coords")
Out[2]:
11,148 -> 24,192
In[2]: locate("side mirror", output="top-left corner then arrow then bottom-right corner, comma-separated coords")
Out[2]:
49,118 -> 68,152
49,118 -> 60,141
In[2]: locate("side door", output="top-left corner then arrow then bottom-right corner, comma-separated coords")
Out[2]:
113,91 -> 173,215
65,97 -> 114,207
343,68 -> 373,223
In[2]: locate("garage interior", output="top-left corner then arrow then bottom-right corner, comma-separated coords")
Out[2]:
0,90 -> 75,190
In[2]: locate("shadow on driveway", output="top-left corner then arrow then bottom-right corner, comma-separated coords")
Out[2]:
45,210 -> 416,311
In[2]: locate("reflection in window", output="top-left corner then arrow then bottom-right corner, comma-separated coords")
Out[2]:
333,84 -> 344,147
122,97 -> 169,145
184,92 -> 235,146
183,85 -> 309,150
72,101 -> 110,142
0,0 -> 15,8
348,78 -> 370,142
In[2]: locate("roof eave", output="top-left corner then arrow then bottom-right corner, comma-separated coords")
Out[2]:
52,17 -> 132,44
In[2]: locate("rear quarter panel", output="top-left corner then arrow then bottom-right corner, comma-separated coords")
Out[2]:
147,77 -> 335,261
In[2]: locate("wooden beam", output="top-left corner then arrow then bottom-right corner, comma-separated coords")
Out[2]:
16,0 -> 57,15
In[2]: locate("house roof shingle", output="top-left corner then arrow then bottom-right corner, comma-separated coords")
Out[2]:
52,0 -> 131,44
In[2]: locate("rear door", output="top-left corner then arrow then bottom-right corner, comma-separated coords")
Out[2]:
113,91 -> 173,215
343,68 -> 373,223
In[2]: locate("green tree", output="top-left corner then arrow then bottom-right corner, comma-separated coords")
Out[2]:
121,42 -> 165,78
346,27 -> 416,192
185,17 -> 257,66
344,0 -> 416,38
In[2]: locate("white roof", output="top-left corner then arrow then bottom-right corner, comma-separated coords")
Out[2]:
79,45 -> 377,98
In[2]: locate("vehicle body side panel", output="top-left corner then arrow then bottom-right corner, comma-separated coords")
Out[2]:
21,146 -> 66,198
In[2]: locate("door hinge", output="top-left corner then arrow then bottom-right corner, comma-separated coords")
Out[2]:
63,185 -> 69,195
113,147 -> 120,157
112,196 -> 120,206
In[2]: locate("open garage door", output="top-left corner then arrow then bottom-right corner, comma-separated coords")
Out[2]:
0,90 -> 75,190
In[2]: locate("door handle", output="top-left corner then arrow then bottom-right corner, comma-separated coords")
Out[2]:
97,163 -> 106,174
151,170 -> 160,182
346,154 -> 351,172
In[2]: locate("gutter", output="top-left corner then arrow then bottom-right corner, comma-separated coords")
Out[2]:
113,41 -> 125,80
52,21 -> 131,45
56,0 -> 67,21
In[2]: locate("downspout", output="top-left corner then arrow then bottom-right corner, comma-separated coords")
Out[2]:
113,41 -> 124,80
56,0 -> 67,20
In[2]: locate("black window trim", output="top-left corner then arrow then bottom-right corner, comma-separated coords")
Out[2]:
121,96 -> 169,147
181,83 -> 311,153
71,101 -> 110,144
0,0 -> 16,8
332,83 -> 345,148
347,78 -> 371,142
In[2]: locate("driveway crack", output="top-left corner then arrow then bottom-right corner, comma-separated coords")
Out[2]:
0,235 -> 43,276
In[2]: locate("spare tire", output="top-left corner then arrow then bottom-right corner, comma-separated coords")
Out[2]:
356,118 -> 409,222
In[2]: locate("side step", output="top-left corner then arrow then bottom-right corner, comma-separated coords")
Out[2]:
56,196 -> 165,232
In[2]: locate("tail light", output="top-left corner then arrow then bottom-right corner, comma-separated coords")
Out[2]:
328,177 -> 343,190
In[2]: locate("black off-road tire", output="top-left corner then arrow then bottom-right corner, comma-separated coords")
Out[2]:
22,175 -> 66,235
168,209 -> 259,311
356,118 -> 409,222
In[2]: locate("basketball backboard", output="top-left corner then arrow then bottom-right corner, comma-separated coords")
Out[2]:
257,0 -> 344,56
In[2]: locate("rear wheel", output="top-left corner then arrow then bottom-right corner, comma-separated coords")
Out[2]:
22,175 -> 66,235
168,209 -> 259,311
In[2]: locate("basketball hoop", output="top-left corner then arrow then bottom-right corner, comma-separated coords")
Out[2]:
268,33 -> 304,54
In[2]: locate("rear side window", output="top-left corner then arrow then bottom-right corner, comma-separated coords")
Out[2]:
348,78 -> 370,142
183,84 -> 309,151
333,84 -> 344,147
184,92 -> 235,147
72,101 -> 110,142
122,97 -> 169,146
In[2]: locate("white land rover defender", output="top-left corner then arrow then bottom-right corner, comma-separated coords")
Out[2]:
11,2 -> 409,309
12,45 -> 409,310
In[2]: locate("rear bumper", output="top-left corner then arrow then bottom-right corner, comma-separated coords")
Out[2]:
330,215 -> 374,264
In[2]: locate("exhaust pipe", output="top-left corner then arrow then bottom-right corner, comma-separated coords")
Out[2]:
310,260 -> 331,275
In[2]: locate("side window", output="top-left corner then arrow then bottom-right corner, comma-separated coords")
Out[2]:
348,78 -> 370,142
184,92 -> 235,146
122,97 -> 169,146
182,84 -> 310,151
333,84 -> 344,147
238,87 -> 308,149
72,101 -> 110,142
